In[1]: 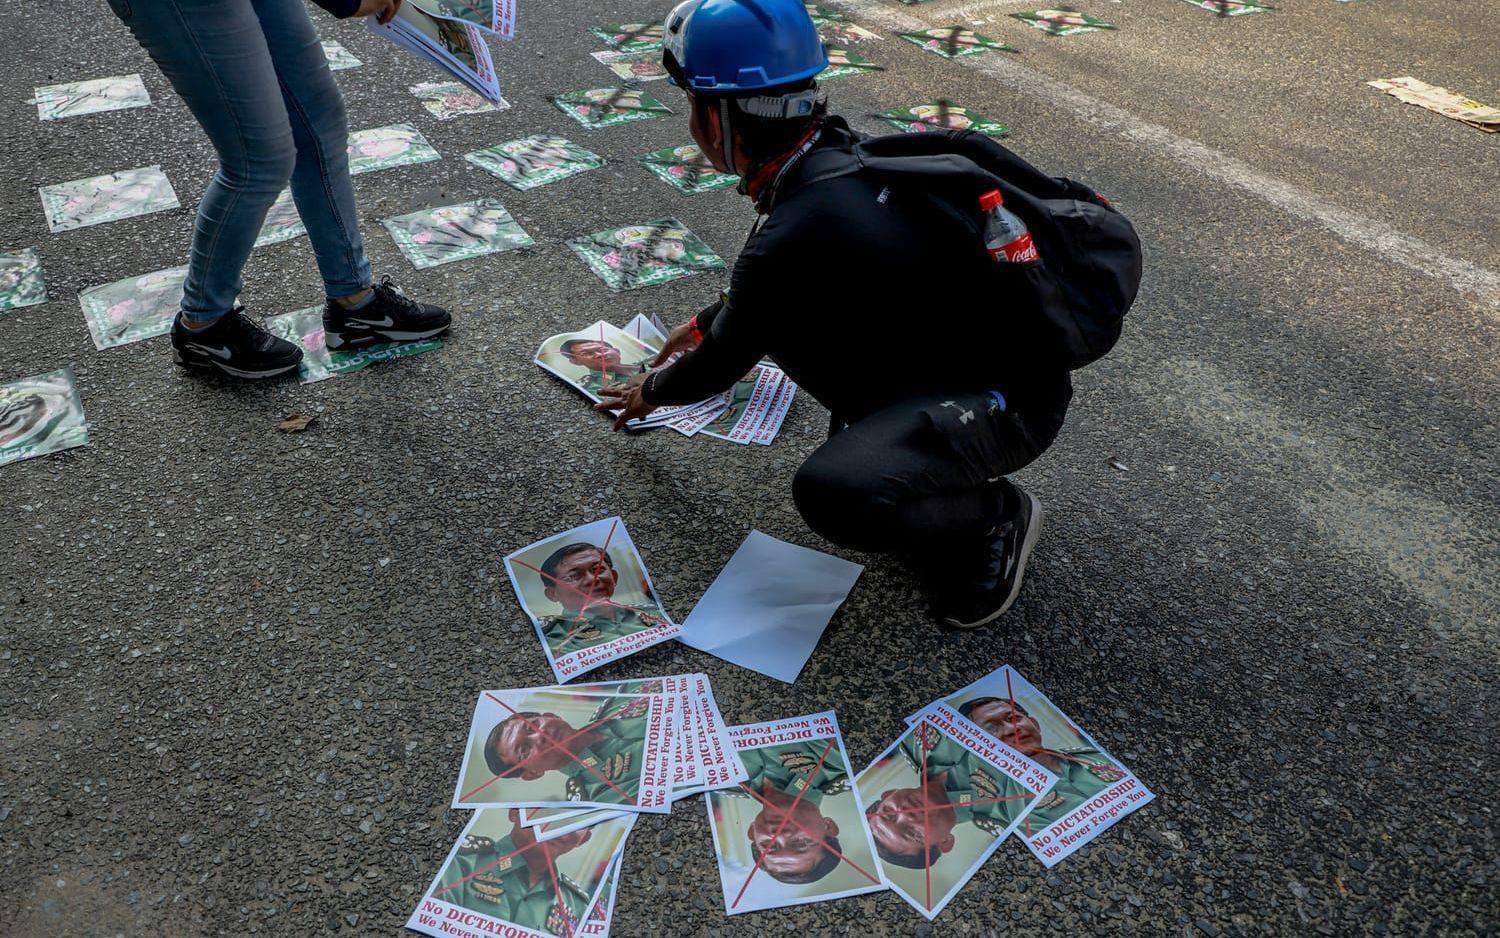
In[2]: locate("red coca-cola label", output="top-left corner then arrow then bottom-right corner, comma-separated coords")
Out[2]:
990,231 -> 1039,263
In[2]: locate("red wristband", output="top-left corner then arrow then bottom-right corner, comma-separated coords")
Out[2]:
688,315 -> 705,344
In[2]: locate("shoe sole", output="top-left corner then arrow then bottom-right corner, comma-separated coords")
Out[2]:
941,493 -> 1044,630
173,348 -> 300,380
324,320 -> 451,350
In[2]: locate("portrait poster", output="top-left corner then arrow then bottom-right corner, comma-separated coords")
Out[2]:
39,165 -> 178,233
453,687 -> 675,812
0,249 -> 48,312
0,368 -> 88,468
921,665 -> 1156,866
348,124 -> 442,175
78,265 -> 186,350
33,74 -> 150,121
407,809 -> 634,938
706,712 -> 884,914
502,516 -> 681,681
857,704 -> 1056,919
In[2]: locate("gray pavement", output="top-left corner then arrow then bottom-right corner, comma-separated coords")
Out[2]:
1,0 -> 1496,935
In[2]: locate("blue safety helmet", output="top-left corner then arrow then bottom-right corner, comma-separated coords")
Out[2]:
662,0 -> 828,173
662,0 -> 827,92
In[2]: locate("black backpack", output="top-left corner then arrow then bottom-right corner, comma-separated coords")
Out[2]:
788,126 -> 1143,370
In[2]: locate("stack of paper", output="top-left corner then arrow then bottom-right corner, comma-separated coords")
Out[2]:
535,316 -> 797,445
367,0 -> 506,103
408,673 -> 745,938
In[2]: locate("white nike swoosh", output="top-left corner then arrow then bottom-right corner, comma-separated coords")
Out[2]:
348,315 -> 395,328
187,343 -> 233,360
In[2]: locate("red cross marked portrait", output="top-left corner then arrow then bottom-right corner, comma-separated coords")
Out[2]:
706,712 -> 884,914
534,323 -> 658,406
502,516 -> 682,682
407,806 -> 634,938
857,707 -> 1058,920
452,687 -> 676,814
925,665 -> 1156,867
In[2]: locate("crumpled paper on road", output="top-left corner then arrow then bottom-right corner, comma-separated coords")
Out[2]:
1367,76 -> 1500,133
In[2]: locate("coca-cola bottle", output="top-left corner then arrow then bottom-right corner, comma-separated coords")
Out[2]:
980,188 -> 1039,263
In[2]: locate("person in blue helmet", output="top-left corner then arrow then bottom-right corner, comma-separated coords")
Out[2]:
596,0 -> 1074,629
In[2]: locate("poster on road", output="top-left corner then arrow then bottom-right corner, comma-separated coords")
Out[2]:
466,135 -> 606,191
255,190 -> 306,248
707,712 -> 884,914
638,144 -> 739,195
502,516 -> 682,681
552,88 -> 673,129
265,306 -> 442,384
32,75 -> 150,121
1010,10 -> 1116,35
898,27 -> 1013,58
407,808 -> 633,938
565,219 -> 725,292
347,124 -> 442,175
871,101 -> 1010,139
382,199 -> 533,269
452,687 -> 675,812
0,249 -> 48,312
914,665 -> 1156,867
39,165 -> 178,233
410,80 -> 508,118
78,265 -> 185,350
590,22 -> 665,53
857,704 -> 1056,919
0,369 -> 88,468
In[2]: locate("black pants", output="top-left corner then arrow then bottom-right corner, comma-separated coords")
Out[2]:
792,386 -> 1071,559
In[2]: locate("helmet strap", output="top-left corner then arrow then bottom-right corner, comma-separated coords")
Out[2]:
718,97 -> 738,176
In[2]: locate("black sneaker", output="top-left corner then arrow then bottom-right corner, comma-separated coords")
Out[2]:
171,307 -> 303,379
931,483 -> 1044,630
323,276 -> 451,350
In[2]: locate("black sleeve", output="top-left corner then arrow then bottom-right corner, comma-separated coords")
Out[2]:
643,314 -> 765,406
642,217 -> 791,406
312,0 -> 362,18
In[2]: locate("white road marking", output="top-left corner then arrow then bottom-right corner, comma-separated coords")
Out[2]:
828,0 -> 1500,311
1158,359 -> 1499,643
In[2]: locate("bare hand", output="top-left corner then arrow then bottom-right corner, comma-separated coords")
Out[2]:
594,373 -> 658,431
651,319 -> 702,367
356,0 -> 402,25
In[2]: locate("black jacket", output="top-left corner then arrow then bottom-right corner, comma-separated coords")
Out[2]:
645,117 -> 1070,423
312,0 -> 360,18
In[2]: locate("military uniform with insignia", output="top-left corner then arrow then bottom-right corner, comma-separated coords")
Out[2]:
563,694 -> 651,805
1021,746 -> 1128,829
436,832 -> 591,935
539,602 -> 668,656
577,363 -> 646,398
897,726 -> 1028,837
727,739 -> 851,805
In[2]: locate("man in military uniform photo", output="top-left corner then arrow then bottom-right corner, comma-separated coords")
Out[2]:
433,808 -> 593,936
535,543 -> 669,655
483,694 -> 652,806
865,724 -> 1028,869
958,696 -> 1127,828
728,739 -> 850,884
559,338 -> 647,397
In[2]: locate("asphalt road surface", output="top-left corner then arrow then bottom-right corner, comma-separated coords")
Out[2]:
2,0 -> 1496,935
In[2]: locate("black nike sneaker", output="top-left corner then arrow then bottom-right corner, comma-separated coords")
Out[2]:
323,276 -> 452,350
170,307 -> 303,379
930,482 -> 1044,630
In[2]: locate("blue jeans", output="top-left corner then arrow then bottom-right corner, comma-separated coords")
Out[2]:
105,0 -> 371,323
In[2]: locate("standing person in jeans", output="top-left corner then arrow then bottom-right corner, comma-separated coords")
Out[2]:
104,0 -> 452,379
597,0 -> 1076,629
